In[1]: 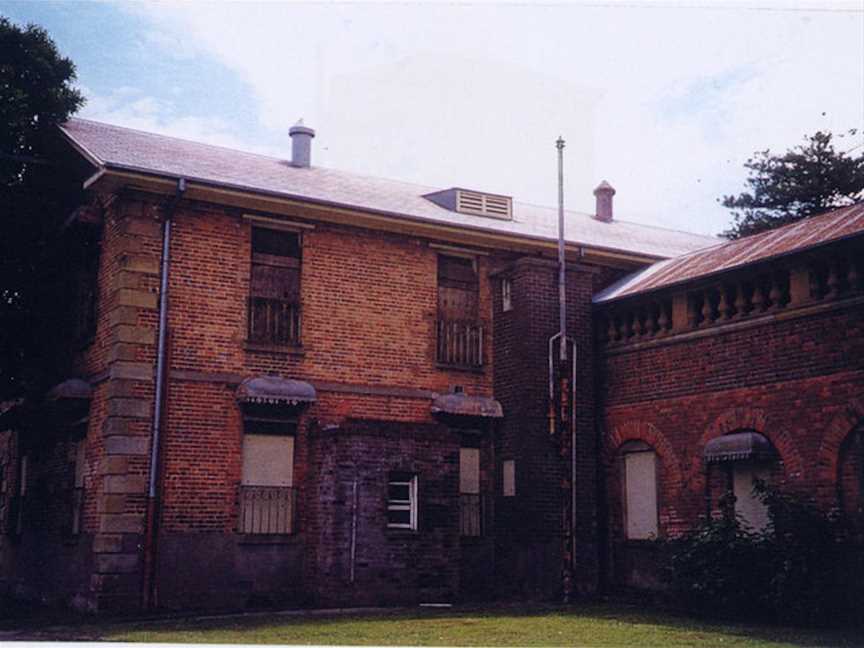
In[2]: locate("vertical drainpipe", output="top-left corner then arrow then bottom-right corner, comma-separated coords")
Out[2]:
142,177 -> 186,610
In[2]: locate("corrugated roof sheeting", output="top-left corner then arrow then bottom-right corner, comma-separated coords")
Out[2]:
595,203 -> 864,303
60,119 -> 718,260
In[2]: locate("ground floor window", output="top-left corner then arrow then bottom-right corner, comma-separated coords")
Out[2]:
732,463 -> 771,531
460,447 -> 481,536
69,438 -> 86,535
621,442 -> 659,540
502,459 -> 516,497
239,421 -> 296,534
387,472 -> 418,530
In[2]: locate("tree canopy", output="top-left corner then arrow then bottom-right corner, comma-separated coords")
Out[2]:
1,17 -> 85,400
721,129 -> 864,239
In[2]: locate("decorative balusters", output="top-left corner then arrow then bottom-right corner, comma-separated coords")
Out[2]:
734,285 -> 747,319
768,276 -> 782,310
603,299 -> 673,346
848,254 -> 861,292
751,282 -> 767,312
657,304 -> 669,334
700,293 -> 713,326
606,316 -> 618,343
686,294 -> 699,329
717,289 -> 732,321
826,262 -> 841,300
599,251 -> 859,349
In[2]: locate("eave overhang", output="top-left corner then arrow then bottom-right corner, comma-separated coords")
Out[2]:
79,164 -> 662,270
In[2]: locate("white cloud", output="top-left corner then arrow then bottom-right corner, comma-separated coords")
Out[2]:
112,2 -> 863,235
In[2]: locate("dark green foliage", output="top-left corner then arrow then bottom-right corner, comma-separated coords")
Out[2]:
755,482 -> 864,628
0,16 -> 85,400
666,484 -> 864,628
722,130 -> 864,239
666,495 -> 771,620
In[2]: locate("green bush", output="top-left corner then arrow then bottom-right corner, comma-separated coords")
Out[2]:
665,485 -> 864,628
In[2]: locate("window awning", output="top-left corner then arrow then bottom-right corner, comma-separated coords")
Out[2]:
703,431 -> 776,464
236,376 -> 316,406
46,378 -> 93,402
431,392 -> 503,419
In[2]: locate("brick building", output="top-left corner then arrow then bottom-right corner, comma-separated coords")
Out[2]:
0,118 -> 861,612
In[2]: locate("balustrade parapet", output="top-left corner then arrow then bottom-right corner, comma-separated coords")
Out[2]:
600,248 -> 863,349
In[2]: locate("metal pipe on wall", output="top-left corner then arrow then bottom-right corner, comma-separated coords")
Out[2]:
142,177 -> 186,610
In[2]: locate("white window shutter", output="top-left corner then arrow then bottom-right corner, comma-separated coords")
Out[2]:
242,435 -> 294,487
502,459 -> 516,497
460,448 -> 480,494
624,451 -> 658,539
733,464 -> 770,531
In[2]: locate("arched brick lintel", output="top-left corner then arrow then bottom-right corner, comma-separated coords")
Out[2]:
698,406 -> 805,481
605,420 -> 684,488
816,396 -> 864,490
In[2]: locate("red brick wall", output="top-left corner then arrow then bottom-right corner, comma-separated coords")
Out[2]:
156,202 -> 497,536
599,293 -> 864,587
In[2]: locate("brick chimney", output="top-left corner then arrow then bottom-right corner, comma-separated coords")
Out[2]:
593,180 -> 615,222
289,119 -> 315,168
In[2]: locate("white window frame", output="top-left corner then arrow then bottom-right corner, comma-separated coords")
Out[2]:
502,278 -> 513,312
387,474 -> 418,530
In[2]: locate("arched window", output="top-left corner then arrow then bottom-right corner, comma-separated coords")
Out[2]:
838,424 -> 864,527
704,430 -> 777,531
620,441 -> 659,540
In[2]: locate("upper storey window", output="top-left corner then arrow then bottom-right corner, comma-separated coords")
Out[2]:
248,227 -> 302,346
436,255 -> 484,369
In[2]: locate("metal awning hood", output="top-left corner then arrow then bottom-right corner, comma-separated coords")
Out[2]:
236,376 -> 316,406
46,378 -> 93,402
704,431 -> 775,463
431,392 -> 503,419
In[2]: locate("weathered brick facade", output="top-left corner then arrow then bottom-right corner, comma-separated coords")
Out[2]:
1,120 -> 862,613
598,240 -> 864,589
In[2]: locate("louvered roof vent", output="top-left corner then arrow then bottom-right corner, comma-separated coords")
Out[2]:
423,188 -> 513,221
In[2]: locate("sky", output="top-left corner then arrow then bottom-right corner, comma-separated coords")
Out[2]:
2,0 -> 863,236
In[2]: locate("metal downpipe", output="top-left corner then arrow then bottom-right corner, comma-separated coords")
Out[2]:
142,177 -> 186,610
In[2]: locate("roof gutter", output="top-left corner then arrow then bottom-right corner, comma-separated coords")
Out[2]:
142,177 -> 186,610
84,165 -> 665,267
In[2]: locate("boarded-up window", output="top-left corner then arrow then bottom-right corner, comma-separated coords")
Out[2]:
239,426 -> 296,534
69,440 -> 86,535
242,435 -> 294,487
733,464 -> 770,531
460,447 -> 482,536
624,450 -> 658,540
459,448 -> 480,494
437,255 -> 483,368
502,459 -> 516,497
438,255 -> 478,319
248,227 -> 301,345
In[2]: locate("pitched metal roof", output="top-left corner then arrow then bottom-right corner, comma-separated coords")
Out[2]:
59,118 -> 718,260
595,203 -> 864,303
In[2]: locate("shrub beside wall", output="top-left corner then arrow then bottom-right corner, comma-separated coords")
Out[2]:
665,485 -> 864,628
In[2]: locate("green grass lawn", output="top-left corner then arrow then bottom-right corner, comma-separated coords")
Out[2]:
70,604 -> 862,647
